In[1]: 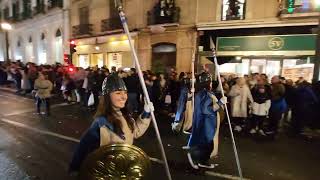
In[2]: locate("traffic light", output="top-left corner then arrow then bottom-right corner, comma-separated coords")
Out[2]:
70,40 -> 77,55
64,53 -> 71,65
287,0 -> 294,13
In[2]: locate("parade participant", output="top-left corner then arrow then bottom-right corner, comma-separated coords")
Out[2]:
171,77 -> 193,132
69,73 -> 153,172
185,72 -> 227,169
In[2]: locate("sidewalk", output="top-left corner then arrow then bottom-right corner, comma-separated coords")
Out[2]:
0,85 -> 17,93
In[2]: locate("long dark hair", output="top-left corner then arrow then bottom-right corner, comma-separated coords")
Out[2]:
94,94 -> 135,134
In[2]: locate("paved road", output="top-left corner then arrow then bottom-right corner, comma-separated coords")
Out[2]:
0,89 -> 319,180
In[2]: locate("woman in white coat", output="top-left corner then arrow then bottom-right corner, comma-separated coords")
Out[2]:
228,77 -> 253,132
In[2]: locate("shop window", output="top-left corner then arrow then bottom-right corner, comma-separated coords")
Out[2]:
79,54 -> 90,68
282,58 -> 314,82
266,60 -> 281,78
222,0 -> 246,21
250,59 -> 266,74
107,53 -> 122,70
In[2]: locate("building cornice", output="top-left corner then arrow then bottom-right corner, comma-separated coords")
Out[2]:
197,18 -> 319,30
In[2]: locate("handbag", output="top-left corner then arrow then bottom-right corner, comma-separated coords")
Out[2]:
88,92 -> 95,106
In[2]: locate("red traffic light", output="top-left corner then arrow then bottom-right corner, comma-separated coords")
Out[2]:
68,67 -> 74,72
70,40 -> 75,45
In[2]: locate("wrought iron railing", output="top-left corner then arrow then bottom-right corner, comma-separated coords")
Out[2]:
101,17 -> 123,32
147,6 -> 180,25
72,24 -> 93,37
48,0 -> 63,9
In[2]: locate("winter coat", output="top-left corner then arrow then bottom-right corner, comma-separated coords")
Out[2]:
34,78 -> 53,99
270,83 -> 287,113
228,84 -> 253,118
69,110 -> 151,172
251,86 -> 271,116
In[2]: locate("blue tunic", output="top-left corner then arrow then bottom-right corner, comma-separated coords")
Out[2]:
188,89 -> 217,147
69,116 -> 117,172
174,86 -> 189,123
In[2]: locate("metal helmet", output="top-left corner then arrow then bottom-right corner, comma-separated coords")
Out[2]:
197,72 -> 212,84
102,73 -> 127,95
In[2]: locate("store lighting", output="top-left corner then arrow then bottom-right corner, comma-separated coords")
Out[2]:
235,56 -> 241,61
1,22 -> 12,30
121,35 -> 127,40
95,46 -> 100,50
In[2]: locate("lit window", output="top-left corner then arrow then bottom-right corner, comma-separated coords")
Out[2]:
222,0 -> 246,21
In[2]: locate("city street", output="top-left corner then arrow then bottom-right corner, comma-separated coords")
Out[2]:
0,88 -> 319,180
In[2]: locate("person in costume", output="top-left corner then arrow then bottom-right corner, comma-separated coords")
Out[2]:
69,73 -> 153,172
185,72 -> 227,169
172,77 -> 193,133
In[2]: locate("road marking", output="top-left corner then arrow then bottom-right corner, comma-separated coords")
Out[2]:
206,171 -> 251,180
0,117 -> 250,180
3,102 -> 71,116
0,94 -> 32,102
0,118 -> 80,143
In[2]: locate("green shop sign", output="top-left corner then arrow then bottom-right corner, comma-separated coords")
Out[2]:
217,34 -> 317,56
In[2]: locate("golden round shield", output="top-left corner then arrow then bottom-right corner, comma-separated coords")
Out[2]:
80,144 -> 151,180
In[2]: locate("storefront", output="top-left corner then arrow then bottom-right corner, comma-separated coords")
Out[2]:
72,33 -> 137,70
198,25 -> 318,82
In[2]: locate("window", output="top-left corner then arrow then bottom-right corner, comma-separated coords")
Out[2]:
222,0 -> 246,21
283,0 -> 319,13
55,29 -> 63,63
41,33 -> 45,40
4,6 -> 10,20
79,6 -> 89,25
55,29 -> 62,37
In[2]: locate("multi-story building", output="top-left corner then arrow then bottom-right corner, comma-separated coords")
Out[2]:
0,0 -> 70,65
197,0 -> 320,82
70,0 -> 197,73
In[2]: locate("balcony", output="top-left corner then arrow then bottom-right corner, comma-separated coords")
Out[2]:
33,3 -> 46,15
48,0 -> 63,9
101,17 -> 123,32
147,4 -> 180,25
72,24 -> 93,37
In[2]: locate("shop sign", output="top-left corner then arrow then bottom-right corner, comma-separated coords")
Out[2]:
217,34 -> 316,56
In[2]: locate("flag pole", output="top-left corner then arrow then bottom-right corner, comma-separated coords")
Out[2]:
210,37 -> 243,179
114,1 -> 172,180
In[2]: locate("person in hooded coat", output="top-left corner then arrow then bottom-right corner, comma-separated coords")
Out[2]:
172,77 -> 192,132
185,72 -> 227,169
69,73 -> 152,172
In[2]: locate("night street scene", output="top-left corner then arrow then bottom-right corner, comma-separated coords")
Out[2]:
0,0 -> 320,180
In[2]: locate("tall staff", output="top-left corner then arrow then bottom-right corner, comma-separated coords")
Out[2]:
210,37 -> 243,179
191,51 -> 195,114
114,1 -> 172,180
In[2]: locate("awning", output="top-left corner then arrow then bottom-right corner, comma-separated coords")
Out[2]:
217,34 -> 317,56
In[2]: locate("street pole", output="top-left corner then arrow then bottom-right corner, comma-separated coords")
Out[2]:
313,14 -> 320,83
5,31 -> 10,63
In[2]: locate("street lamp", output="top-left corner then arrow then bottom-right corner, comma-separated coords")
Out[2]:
1,22 -> 12,63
